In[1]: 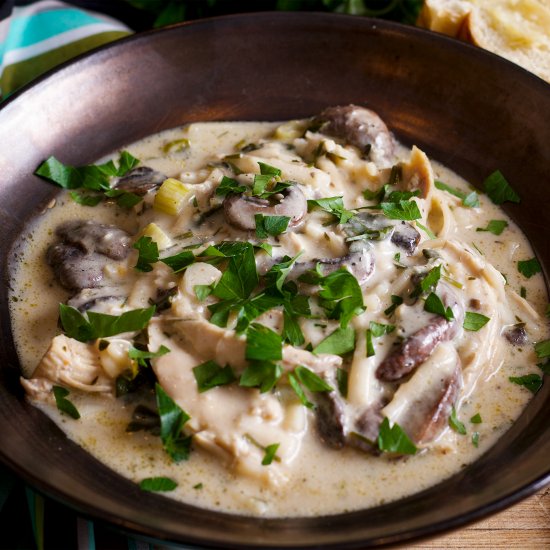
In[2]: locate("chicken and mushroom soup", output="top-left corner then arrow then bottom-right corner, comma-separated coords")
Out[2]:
9,106 -> 549,517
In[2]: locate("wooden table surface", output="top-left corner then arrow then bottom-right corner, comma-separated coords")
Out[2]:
407,486 -> 550,548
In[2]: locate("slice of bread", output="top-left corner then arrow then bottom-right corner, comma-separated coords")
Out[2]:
418,0 -> 550,83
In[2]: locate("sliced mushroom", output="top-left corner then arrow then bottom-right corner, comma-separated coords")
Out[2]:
314,389 -> 347,449
113,166 -> 167,195
223,184 -> 307,231
54,220 -> 131,260
47,221 -> 131,291
504,324 -> 528,346
291,241 -> 375,286
376,288 -> 463,382
67,287 -> 128,312
344,213 -> 421,256
382,343 -> 462,445
313,105 -> 395,165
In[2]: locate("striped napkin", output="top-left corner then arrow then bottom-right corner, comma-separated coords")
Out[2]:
0,0 -> 131,98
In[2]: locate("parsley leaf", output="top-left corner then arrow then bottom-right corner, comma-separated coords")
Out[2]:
52,386 -> 80,419
59,304 -> 155,342
448,407 -> 467,435
160,250 -> 196,273
463,311 -> 490,331
133,236 -> 159,272
411,265 -> 441,298
239,361 -> 282,393
193,360 -> 237,392
35,152 -> 141,205
312,326 -> 356,355
128,345 -> 170,368
212,243 -> 258,301
380,200 -> 421,220
424,292 -> 454,321
245,323 -> 282,362
476,219 -> 508,236
483,170 -> 520,205
307,196 -> 355,224
261,443 -> 280,466
535,339 -> 550,358
470,413 -> 482,424
255,214 -> 290,238
518,258 -> 542,278
155,383 -> 192,462
288,372 -> 314,408
509,374 -> 543,394
377,418 -> 417,455
139,477 -> 178,492
434,180 -> 479,207
317,268 -> 365,328
215,175 -> 247,196
294,365 -> 332,392
384,295 -> 403,316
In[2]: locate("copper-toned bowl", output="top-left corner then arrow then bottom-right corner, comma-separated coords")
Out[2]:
1,12 -> 549,548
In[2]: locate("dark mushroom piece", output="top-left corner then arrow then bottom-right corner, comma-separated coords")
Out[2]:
344,212 -> 421,256
504,324 -> 528,346
376,289 -> 464,382
68,287 -> 128,312
382,345 -> 462,445
313,105 -> 395,165
223,184 -> 307,231
47,220 -> 131,291
291,241 -> 375,286
113,166 -> 167,195
314,389 -> 347,449
55,220 -> 131,260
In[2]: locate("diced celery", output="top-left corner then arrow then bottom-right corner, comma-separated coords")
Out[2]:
141,222 -> 173,250
154,178 -> 188,215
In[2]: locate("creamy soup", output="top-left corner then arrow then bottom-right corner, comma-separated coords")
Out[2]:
9,106 -> 549,517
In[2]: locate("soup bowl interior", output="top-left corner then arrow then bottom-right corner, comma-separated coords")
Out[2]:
1,12 -> 549,549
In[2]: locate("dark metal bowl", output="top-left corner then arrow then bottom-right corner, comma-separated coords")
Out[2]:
1,12 -> 549,549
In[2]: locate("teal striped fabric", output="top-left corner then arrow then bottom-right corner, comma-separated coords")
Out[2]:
0,1 -> 131,98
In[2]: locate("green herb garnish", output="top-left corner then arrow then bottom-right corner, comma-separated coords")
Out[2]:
261,443 -> 281,466
193,360 -> 237,393
307,196 -> 355,224
449,407 -> 466,435
517,258 -> 542,279
463,311 -> 490,331
509,374 -> 543,394
139,477 -> 178,492
424,292 -> 454,321
434,180 -> 479,207
377,418 -> 417,455
312,326 -> 356,356
59,304 -> 155,342
52,386 -> 80,419
133,236 -> 159,272
476,219 -> 508,235
483,170 -> 520,205
255,214 -> 290,238
156,383 -> 192,462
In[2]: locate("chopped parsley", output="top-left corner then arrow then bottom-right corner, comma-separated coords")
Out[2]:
434,180 -> 479,207
261,443 -> 281,466
52,386 -> 80,419
424,292 -> 454,321
245,323 -> 283,362
312,326 -> 356,356
255,214 -> 290,238
133,236 -> 159,272
509,374 -> 543,394
139,477 -> 178,492
483,170 -> 520,205
192,360 -> 237,393
380,199 -> 421,221
517,258 -> 542,279
448,407 -> 466,435
377,418 -> 417,455
476,219 -> 508,236
463,311 -> 490,331
59,304 -> 155,342
239,361 -> 282,393
35,151 -> 141,207
156,383 -> 192,462
307,196 -> 355,224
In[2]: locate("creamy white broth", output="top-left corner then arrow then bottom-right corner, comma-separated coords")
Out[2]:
8,109 -> 549,517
